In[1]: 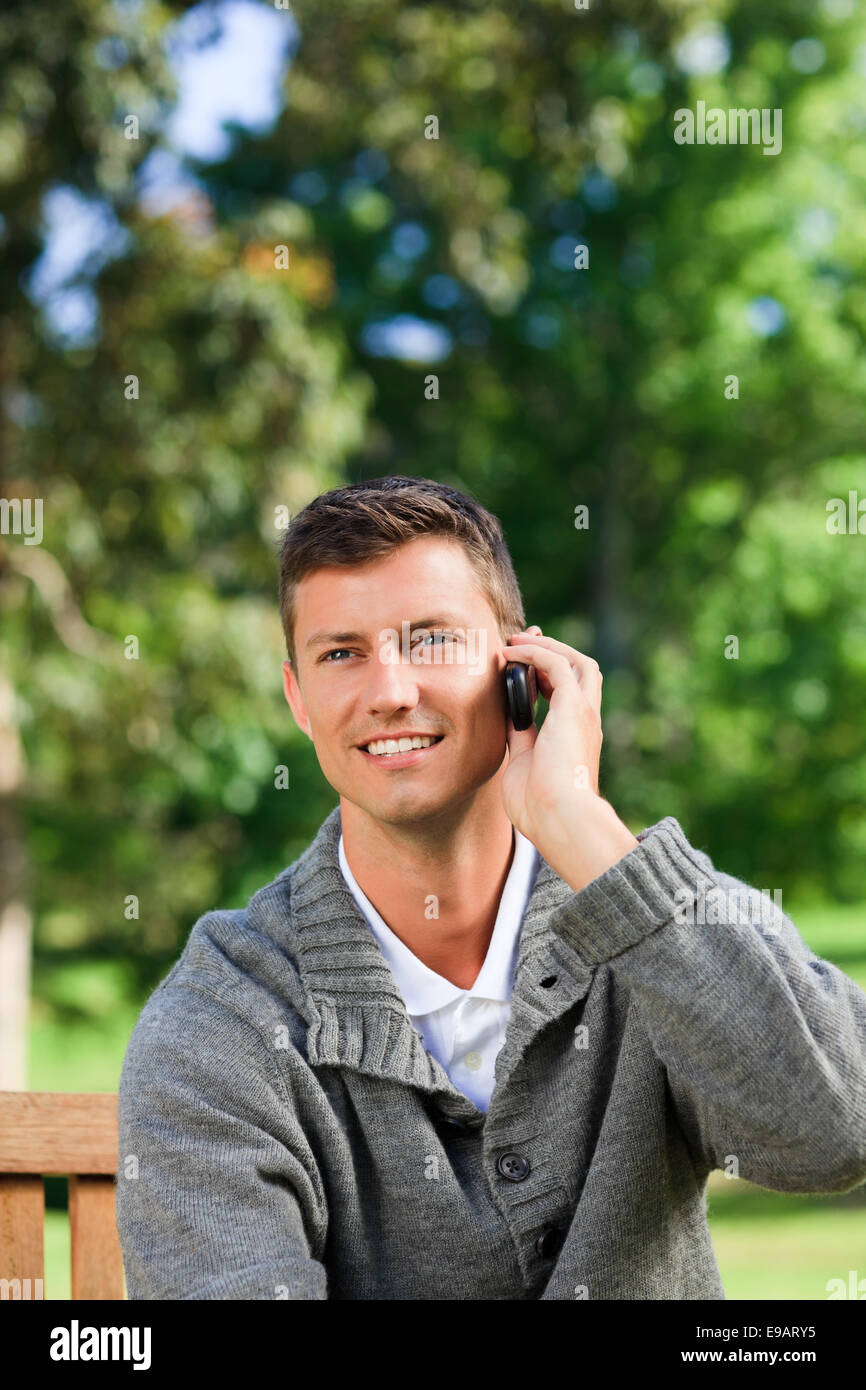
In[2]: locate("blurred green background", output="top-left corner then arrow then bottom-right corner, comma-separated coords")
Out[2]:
1,0 -> 865,1299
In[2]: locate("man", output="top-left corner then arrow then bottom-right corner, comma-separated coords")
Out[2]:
116,474 -> 866,1300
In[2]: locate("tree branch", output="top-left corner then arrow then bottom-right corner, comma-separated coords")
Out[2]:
2,544 -> 117,665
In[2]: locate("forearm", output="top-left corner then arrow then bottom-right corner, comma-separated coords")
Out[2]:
546,815 -> 866,1191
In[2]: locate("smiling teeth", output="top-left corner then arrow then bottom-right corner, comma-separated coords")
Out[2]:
365,735 -> 440,756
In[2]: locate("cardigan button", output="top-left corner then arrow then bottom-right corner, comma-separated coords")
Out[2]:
497,1151 -> 530,1181
535,1227 -> 564,1259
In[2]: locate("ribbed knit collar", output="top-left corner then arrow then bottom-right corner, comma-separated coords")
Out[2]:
260,804 -> 596,1127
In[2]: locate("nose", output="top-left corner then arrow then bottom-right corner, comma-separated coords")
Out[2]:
364,649 -> 423,716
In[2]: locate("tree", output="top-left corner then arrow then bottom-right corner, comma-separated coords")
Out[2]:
2,0 -> 865,1083
0,0 -> 368,1083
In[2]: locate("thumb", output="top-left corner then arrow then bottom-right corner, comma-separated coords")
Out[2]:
505,716 -> 537,764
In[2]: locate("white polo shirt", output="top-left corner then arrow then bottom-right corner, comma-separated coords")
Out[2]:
337,828 -> 540,1112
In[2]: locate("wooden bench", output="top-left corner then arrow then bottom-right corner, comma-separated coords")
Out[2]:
0,1092 -> 124,1300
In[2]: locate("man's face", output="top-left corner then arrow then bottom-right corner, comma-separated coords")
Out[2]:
282,536 -> 511,827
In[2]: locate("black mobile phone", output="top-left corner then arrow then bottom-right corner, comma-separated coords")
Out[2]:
505,661 -> 538,731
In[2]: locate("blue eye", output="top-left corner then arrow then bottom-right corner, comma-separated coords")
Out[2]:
320,631 -> 460,662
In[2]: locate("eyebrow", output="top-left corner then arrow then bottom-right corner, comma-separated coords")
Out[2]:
304,613 -> 473,651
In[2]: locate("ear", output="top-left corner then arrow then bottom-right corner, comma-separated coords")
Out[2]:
282,660 -> 313,739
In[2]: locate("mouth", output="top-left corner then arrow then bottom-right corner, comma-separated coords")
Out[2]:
357,733 -> 445,766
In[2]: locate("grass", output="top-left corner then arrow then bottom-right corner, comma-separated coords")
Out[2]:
43,1209 -> 72,1301
706,1172 -> 866,1299
28,1003 -> 141,1095
26,899 -> 866,1300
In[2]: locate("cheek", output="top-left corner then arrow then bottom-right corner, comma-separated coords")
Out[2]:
306,691 -> 348,750
452,677 -> 506,740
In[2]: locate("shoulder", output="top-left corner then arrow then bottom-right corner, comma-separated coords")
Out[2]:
125,843 -> 323,1077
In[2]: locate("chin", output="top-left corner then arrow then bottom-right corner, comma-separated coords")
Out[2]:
369,793 -> 454,826
341,782 -> 462,829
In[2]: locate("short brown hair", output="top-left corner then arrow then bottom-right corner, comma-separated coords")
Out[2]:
278,475 -> 526,666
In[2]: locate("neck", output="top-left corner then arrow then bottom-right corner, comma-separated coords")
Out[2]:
339,778 -> 517,990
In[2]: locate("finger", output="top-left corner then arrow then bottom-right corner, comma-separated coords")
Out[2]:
504,640 -> 585,709
505,708 -> 537,764
509,631 -> 602,711
510,629 -> 598,682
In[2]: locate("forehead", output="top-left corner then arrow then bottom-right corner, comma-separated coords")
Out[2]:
297,536 -> 481,609
295,536 -> 494,643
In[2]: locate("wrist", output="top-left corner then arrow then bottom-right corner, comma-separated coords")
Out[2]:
537,793 -> 640,896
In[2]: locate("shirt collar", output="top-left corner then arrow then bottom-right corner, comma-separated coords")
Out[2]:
338,827 -> 539,1015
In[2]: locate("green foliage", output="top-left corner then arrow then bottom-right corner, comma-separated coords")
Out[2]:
1,0 -> 865,1027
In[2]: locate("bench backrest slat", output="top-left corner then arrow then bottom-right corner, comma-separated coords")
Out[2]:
0,1175 -> 45,1286
0,1092 -> 118,1174
0,1092 -> 124,1300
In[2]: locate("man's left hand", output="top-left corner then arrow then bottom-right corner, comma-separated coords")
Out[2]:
502,626 -> 639,894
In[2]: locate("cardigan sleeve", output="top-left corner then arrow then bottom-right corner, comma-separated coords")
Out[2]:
116,980 -> 328,1300
547,816 -> 866,1194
